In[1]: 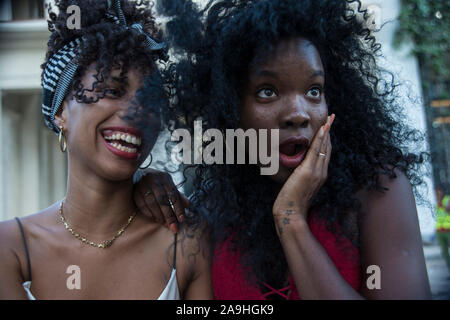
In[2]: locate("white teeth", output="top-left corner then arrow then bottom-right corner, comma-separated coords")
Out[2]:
107,141 -> 137,154
103,132 -> 142,147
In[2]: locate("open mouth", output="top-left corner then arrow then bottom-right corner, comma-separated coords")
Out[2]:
279,142 -> 307,157
279,136 -> 310,168
101,128 -> 142,159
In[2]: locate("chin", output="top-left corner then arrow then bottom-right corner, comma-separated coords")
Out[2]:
96,162 -> 139,182
104,171 -> 137,182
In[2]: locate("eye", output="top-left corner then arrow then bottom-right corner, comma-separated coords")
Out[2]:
105,88 -> 121,98
256,87 -> 277,99
306,87 -> 322,99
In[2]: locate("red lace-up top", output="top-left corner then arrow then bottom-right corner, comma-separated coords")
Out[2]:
212,213 -> 361,299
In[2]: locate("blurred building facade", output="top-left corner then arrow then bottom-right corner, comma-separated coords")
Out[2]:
0,0 -> 441,236
0,0 -> 68,222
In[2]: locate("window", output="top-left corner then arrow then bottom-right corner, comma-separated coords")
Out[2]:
0,0 -> 45,22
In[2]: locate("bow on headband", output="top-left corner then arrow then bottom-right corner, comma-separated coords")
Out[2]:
42,0 -> 167,133
105,0 -> 166,52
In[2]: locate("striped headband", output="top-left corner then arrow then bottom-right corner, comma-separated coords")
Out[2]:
41,0 -> 167,133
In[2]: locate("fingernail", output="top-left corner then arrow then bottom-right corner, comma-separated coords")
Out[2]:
179,215 -> 185,223
169,223 -> 178,234
330,114 -> 336,126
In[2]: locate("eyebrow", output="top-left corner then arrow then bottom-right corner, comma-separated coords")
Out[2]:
309,70 -> 325,79
251,69 -> 279,79
251,69 -> 325,80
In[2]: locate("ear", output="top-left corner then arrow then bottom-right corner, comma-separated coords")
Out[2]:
53,101 -> 68,130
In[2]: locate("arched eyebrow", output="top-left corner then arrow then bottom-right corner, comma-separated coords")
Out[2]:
250,69 -> 279,79
251,69 -> 324,80
309,70 -> 325,79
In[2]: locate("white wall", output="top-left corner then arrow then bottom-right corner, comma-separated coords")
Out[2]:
0,20 -> 63,221
361,0 -> 436,236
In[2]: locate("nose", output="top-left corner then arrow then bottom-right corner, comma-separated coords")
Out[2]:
280,94 -> 310,129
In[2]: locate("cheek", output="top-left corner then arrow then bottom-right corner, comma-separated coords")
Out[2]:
239,99 -> 253,129
240,101 -> 279,130
311,104 -> 328,130
66,108 -> 102,149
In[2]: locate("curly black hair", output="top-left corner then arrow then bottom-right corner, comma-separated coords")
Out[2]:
42,0 -> 169,135
157,0 -> 428,290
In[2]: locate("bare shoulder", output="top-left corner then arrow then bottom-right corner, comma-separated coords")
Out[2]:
177,222 -> 211,266
357,169 -> 431,299
175,222 -> 211,281
0,202 -> 60,244
358,169 -> 419,225
176,222 -> 213,299
0,202 -> 60,267
0,203 -> 59,299
0,218 -> 23,255
357,169 -> 423,250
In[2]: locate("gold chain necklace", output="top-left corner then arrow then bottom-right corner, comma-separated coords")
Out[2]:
58,201 -> 137,249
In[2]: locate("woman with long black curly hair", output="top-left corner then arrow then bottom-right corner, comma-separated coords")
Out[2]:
0,0 -> 212,300
137,0 -> 432,299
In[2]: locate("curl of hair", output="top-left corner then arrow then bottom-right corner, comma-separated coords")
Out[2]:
159,0 -> 428,289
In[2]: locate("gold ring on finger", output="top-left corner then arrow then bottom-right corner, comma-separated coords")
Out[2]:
318,152 -> 326,157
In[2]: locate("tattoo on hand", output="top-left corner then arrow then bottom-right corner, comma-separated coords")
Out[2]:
276,205 -> 293,237
277,225 -> 283,236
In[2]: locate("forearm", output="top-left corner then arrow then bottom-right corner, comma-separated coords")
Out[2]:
277,218 -> 364,300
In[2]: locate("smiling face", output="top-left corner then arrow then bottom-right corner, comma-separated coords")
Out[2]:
240,37 -> 329,183
55,63 -> 160,181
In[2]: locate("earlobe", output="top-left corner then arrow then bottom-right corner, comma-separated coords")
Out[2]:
54,101 -> 68,129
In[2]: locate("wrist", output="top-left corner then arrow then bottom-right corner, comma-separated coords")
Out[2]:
274,214 -> 309,238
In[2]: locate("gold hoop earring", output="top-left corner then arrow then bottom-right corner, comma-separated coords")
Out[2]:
139,154 -> 152,170
59,127 -> 67,153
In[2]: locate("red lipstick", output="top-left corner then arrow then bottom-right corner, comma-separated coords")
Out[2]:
101,126 -> 143,160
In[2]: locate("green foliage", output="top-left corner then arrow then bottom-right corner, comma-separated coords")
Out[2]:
395,0 -> 449,82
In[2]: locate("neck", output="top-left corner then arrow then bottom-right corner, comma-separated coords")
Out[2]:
61,160 -> 138,238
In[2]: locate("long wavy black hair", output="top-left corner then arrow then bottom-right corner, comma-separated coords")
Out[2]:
157,0 -> 428,289
42,0 -> 170,136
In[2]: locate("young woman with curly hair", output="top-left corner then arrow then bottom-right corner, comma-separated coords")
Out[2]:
135,0 -> 432,299
0,0 -> 212,300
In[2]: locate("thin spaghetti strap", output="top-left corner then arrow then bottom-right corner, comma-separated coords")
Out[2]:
15,217 -> 32,282
172,233 -> 177,270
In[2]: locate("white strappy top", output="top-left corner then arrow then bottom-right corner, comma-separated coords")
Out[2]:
22,268 -> 180,300
16,217 -> 180,300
